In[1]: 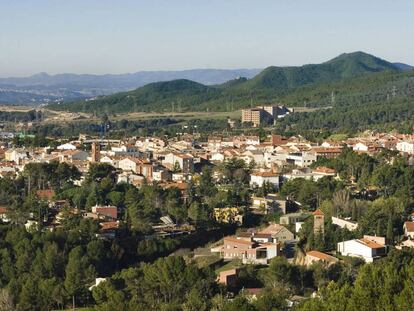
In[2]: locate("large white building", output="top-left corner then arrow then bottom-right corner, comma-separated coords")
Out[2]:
337,236 -> 387,262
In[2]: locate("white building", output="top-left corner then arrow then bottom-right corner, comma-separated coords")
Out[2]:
353,142 -> 369,152
337,236 -> 387,262
250,172 -> 280,188
396,141 -> 414,154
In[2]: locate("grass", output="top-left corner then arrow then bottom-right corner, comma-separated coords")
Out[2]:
215,259 -> 243,274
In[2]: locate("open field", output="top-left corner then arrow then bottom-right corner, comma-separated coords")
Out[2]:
40,106 -> 324,124
0,104 -> 36,112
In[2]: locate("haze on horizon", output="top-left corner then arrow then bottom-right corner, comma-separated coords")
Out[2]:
1,0 -> 413,78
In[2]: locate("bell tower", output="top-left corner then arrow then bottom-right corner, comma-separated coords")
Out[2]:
313,209 -> 325,236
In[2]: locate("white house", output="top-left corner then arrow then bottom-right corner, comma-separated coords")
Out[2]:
118,157 -> 143,173
396,141 -> 414,154
210,152 -> 225,162
353,142 -> 369,152
337,236 -> 387,262
250,172 -> 280,188
57,143 -> 77,150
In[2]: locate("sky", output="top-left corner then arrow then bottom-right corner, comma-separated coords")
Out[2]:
1,0 -> 413,77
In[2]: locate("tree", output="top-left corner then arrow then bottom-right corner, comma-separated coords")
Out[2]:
64,246 -> 96,306
198,166 -> 217,198
187,201 -> 208,225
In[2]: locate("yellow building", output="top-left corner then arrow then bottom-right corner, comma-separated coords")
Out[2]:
213,207 -> 243,225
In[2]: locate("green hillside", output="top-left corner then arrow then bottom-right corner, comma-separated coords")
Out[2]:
49,52 -> 405,114
53,79 -> 221,113
230,51 -> 399,91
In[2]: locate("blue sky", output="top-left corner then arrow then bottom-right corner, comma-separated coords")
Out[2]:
1,0 -> 413,77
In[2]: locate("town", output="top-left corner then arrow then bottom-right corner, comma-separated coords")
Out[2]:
2,1 -> 414,310
1,111 -> 414,309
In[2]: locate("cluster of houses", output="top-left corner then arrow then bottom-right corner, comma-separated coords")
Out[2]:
1,130 -> 414,243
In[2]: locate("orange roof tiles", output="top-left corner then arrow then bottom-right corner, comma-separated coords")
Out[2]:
313,209 -> 324,216
306,250 -> 338,262
360,238 -> 385,249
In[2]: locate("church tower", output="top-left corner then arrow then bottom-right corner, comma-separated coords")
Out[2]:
91,142 -> 100,163
313,209 -> 325,236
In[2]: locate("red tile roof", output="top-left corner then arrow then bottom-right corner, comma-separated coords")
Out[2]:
36,189 -> 55,200
306,250 -> 338,262
313,209 -> 324,216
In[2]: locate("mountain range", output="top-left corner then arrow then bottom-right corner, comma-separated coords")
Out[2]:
0,69 -> 261,104
47,51 -> 414,113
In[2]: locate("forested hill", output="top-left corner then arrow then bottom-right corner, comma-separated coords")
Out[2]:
48,52 -> 408,113
231,51 -> 399,91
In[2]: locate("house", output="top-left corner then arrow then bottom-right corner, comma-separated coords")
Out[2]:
218,268 -> 241,287
279,212 -> 308,225
58,150 -> 89,162
285,152 -> 317,167
0,206 -> 10,223
250,172 -> 280,188
236,231 -> 273,244
337,235 -> 387,262
352,142 -> 369,152
91,205 -> 118,220
305,251 -> 339,266
4,149 -> 29,164
332,216 -> 358,231
312,166 -> 336,178
57,143 -> 77,150
312,147 -> 342,159
36,189 -> 55,202
403,221 -> 414,238
251,196 -> 298,215
270,134 -> 289,147
213,236 -> 280,265
242,150 -> 265,166
118,157 -> 153,178
98,221 -> 119,239
163,152 -> 194,174
260,223 -> 295,243
396,141 -> 414,154
152,168 -> 171,182
100,155 -> 119,168
210,152 -> 225,162
109,144 -> 141,157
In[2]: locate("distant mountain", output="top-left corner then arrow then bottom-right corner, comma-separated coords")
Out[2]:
49,51 -> 409,113
392,62 -> 413,71
0,68 -> 261,105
